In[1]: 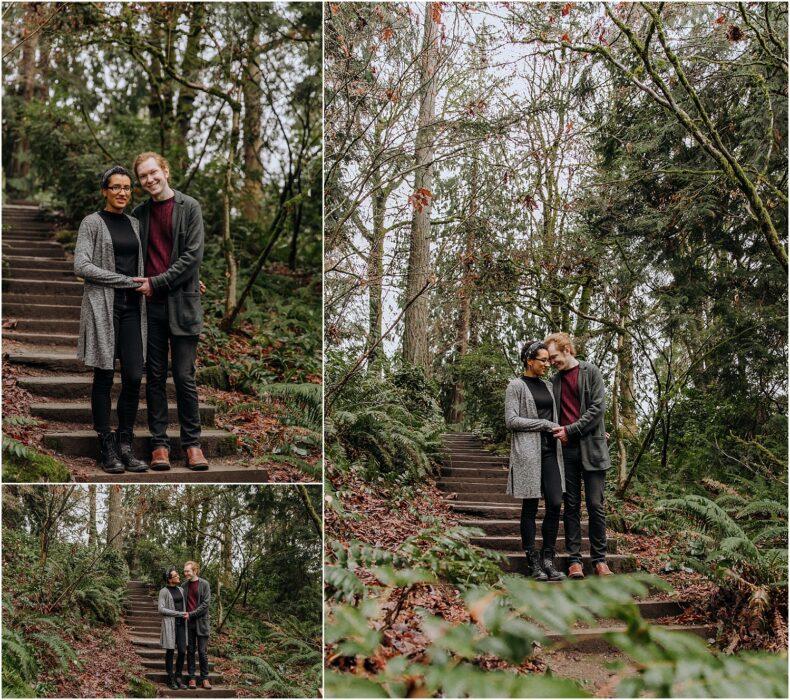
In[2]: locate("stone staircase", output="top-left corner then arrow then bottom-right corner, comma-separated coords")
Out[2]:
440,433 -> 716,651
125,580 -> 238,698
2,202 -> 267,482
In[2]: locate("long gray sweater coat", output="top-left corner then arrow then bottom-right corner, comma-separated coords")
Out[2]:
504,377 -> 566,499
74,212 -> 146,370
158,587 -> 185,650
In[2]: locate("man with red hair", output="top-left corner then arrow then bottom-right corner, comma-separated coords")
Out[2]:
131,152 -> 209,471
545,332 -> 613,578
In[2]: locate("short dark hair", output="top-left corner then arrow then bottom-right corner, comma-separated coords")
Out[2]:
100,166 -> 132,189
164,566 -> 178,583
520,340 -> 547,365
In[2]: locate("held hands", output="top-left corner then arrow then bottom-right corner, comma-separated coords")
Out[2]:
552,426 -> 569,445
133,278 -> 205,295
183,611 -> 190,620
132,277 -> 154,298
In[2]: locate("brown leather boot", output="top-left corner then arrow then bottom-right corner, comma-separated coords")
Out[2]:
202,679 -> 212,690
568,562 -> 585,579
185,446 -> 209,471
150,447 -> 171,471
594,561 -> 614,576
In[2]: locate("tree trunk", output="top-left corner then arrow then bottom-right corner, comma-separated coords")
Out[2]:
449,155 -> 478,423
367,121 -> 387,371
288,198 -> 303,270
10,3 -> 40,183
173,3 -> 204,173
402,4 -> 440,369
88,485 -> 97,546
106,485 -> 125,552
240,19 -> 265,222
222,107 -> 240,315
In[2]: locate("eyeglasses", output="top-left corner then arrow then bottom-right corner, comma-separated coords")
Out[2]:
106,185 -> 132,193
532,358 -> 551,364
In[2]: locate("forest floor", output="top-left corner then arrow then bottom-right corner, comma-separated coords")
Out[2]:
50,620 -> 148,698
325,465 -> 721,695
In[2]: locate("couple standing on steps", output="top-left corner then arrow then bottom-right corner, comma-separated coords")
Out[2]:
505,332 -> 612,582
158,561 -> 213,691
74,152 -> 209,474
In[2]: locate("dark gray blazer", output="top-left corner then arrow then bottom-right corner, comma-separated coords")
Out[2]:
132,189 -> 204,336
551,360 -> 611,472
182,577 -> 211,637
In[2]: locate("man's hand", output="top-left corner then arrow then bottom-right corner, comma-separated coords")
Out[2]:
132,277 -> 154,298
184,611 -> 189,620
552,426 -> 569,445
199,280 -> 206,295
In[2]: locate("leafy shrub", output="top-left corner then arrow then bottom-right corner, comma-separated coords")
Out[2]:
325,563 -> 789,698
454,342 -> 515,442
659,493 -> 787,649
1,600 -> 79,698
326,352 -> 445,482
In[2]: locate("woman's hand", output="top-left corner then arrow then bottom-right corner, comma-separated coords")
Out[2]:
132,277 -> 154,297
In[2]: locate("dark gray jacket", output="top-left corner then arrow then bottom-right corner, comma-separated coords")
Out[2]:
132,189 -> 204,336
551,360 -> 611,471
182,577 -> 211,637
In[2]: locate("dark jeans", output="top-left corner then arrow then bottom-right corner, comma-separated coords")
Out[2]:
187,624 -> 209,680
165,622 -> 186,677
146,301 -> 201,449
91,294 -> 143,435
563,442 -> 608,563
520,445 -> 564,556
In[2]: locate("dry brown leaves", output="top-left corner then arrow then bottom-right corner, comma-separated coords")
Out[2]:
51,621 -> 146,698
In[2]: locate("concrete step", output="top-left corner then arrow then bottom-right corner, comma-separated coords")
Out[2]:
451,503 -> 522,518
3,303 -> 81,319
145,672 -> 223,685
30,401 -> 217,427
544,624 -> 716,652
3,267 -> 73,279
19,375 -> 179,399
129,623 -> 161,631
445,492 -> 521,504
439,479 -> 508,493
443,458 -> 509,467
470,535 -> 618,554
3,292 -> 80,306
460,519 -> 590,537
4,331 -> 77,346
43,429 -> 237,459
3,243 -> 63,257
7,351 -> 90,370
14,318 -> 80,334
3,277 -> 82,294
2,255 -> 73,270
440,466 -> 510,479
75,462 -> 270,484
504,553 -> 636,575
159,686 -> 238,698
141,659 -> 216,671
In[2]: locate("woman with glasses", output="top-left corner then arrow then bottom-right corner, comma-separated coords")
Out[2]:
504,340 -> 566,581
158,567 -> 189,690
74,166 -> 148,474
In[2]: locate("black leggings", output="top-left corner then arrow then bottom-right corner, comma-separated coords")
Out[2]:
91,295 -> 143,435
165,648 -> 186,677
165,623 -> 186,677
520,446 -> 564,555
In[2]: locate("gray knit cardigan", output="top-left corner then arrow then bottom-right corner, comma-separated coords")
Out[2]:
504,377 -> 565,499
158,587 -> 185,650
74,212 -> 146,370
